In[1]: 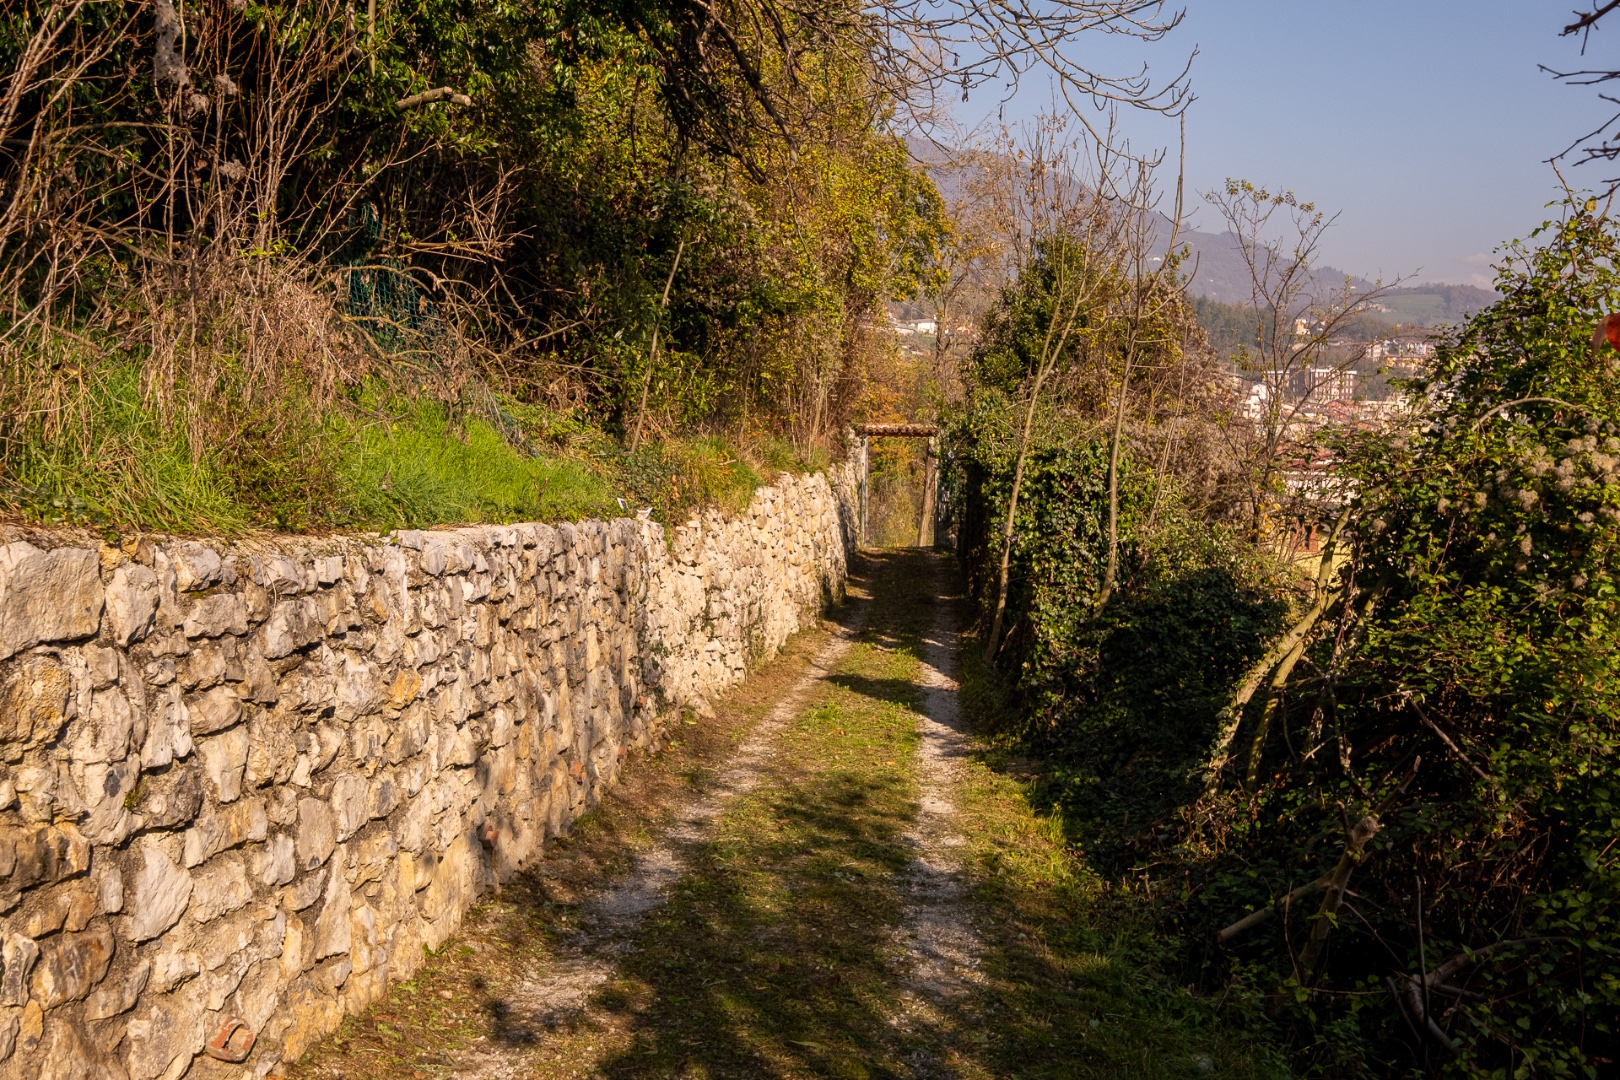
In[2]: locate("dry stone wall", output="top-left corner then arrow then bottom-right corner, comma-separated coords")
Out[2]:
0,466 -> 856,1080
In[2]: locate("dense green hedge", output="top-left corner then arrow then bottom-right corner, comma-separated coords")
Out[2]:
948,204 -> 1620,1076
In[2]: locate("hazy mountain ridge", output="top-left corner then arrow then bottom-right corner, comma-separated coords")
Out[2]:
1176,225 -> 1494,325
911,144 -> 1496,329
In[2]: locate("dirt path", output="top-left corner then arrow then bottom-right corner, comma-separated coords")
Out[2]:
290,551 -> 1274,1080
445,587 -> 871,1080
886,562 -> 988,1073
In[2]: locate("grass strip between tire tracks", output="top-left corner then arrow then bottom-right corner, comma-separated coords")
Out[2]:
288,551 -> 1282,1080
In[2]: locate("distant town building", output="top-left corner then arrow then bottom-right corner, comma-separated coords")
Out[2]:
1287,366 -> 1356,403
1367,339 -> 1435,364
1235,378 -> 1270,420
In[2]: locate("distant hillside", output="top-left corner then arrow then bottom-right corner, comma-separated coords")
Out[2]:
1177,229 -> 1494,326
1188,282 -> 1495,348
1365,283 -> 1495,327
912,144 -> 1496,330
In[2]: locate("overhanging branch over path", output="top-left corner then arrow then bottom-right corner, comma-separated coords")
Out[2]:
854,423 -> 940,438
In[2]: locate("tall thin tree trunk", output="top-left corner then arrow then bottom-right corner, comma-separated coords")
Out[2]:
630,240 -> 684,452
1100,130 -> 1184,607
1096,349 -> 1133,609
986,358 -> 1054,661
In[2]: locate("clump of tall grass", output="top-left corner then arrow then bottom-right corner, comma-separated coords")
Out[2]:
333,394 -> 617,529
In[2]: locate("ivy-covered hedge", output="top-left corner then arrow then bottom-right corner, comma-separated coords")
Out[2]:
947,205 -> 1620,1076
943,394 -> 1287,868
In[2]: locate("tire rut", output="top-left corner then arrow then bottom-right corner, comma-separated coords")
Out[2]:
888,560 -> 987,1076
448,586 -> 873,1079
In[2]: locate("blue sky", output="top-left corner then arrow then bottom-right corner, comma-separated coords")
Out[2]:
963,1 -> 1619,286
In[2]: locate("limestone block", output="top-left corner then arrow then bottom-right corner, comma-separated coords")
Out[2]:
180,797 -> 267,867
122,991 -> 204,1080
353,834 -> 398,890
331,775 -> 368,842
1,821 -> 89,899
0,653 -> 72,755
186,684 -> 241,737
145,628 -> 189,660
295,797 -> 336,871
142,657 -> 175,688
28,922 -> 114,1008
278,977 -> 343,1064
98,864 -> 123,915
444,723 -> 478,768
370,618 -> 405,666
252,553 -> 307,595
486,742 -> 517,800
0,543 -> 104,660
418,538 -> 447,577
406,631 -> 441,668
385,704 -> 429,766
127,840 -> 192,941
21,878 -> 96,937
195,904 -> 264,973
299,722 -> 342,775
0,935 -> 38,1006
169,542 -> 222,593
188,855 -> 251,924
262,597 -> 322,659
133,763 -> 202,830
281,916 -> 311,980
335,652 -> 381,720
243,709 -> 296,789
11,999 -> 40,1063
266,784 -> 299,826
36,1012 -> 128,1080
367,772 -> 399,821
241,649 -> 279,705
181,592 -> 247,639
282,867 -> 325,913
85,645 -> 119,689
348,902 -> 380,980
394,794 -> 430,855
84,958 -> 148,1021
487,703 -> 516,749
311,866 -> 351,960
319,585 -> 360,634
149,948 -> 200,994
315,556 -> 345,585
69,686 -> 135,766
398,757 -> 430,801
254,833 -> 296,887
416,832 -> 474,926
0,1007 -> 20,1065
198,725 -> 250,803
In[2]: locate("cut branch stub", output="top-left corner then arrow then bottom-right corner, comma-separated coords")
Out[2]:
396,87 -> 473,110
1218,813 -> 1381,949
1296,814 -> 1382,978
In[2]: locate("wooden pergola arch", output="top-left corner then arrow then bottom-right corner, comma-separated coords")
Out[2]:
852,423 -> 941,548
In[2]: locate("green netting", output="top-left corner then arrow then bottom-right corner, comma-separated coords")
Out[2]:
343,203 -> 437,354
